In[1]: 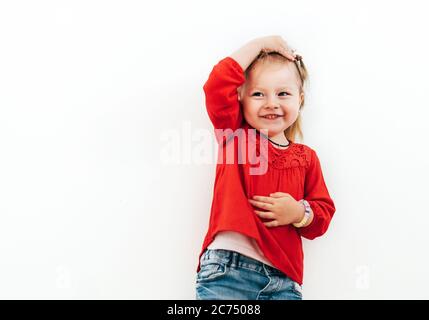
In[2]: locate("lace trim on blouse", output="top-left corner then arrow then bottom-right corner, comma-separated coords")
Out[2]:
255,138 -> 311,170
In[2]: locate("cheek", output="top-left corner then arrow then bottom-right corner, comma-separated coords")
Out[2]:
242,103 -> 259,117
282,103 -> 300,115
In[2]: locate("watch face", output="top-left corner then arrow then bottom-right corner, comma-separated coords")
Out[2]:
304,200 -> 310,210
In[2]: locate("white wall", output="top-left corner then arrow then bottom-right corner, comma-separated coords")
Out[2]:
1,0 -> 428,299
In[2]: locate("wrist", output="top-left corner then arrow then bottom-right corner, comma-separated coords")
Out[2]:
230,40 -> 262,71
293,199 -> 311,228
293,201 -> 305,224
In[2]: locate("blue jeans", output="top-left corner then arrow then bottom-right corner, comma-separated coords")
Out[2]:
195,249 -> 303,300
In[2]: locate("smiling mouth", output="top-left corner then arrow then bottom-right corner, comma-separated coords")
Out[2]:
260,114 -> 283,120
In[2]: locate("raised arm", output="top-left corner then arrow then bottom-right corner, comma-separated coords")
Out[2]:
202,56 -> 246,133
203,39 -> 262,132
229,40 -> 263,73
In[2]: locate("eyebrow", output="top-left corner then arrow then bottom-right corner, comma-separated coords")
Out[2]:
250,86 -> 296,91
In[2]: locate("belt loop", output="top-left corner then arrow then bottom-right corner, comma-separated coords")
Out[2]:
203,249 -> 209,260
231,250 -> 239,267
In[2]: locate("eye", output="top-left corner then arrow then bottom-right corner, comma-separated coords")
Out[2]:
251,91 -> 290,97
279,91 -> 290,96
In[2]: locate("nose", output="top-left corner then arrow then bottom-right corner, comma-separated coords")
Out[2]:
264,95 -> 280,110
264,102 -> 280,110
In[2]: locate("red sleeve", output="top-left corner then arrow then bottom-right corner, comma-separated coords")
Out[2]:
298,148 -> 336,240
203,56 -> 246,136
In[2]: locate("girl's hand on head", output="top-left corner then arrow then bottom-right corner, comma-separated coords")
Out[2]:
248,192 -> 304,227
251,35 -> 296,61
229,35 -> 296,73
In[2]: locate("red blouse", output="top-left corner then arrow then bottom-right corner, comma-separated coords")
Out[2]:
196,56 -> 336,285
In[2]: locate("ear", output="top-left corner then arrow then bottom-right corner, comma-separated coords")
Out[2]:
299,92 -> 304,106
237,85 -> 243,101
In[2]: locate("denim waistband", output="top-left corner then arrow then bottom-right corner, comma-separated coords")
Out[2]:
201,248 -> 285,276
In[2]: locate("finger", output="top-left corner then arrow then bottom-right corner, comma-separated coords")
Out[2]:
254,210 -> 276,220
281,45 -> 296,61
264,220 -> 279,228
286,51 -> 296,61
252,195 -> 275,204
269,192 -> 285,198
269,192 -> 290,198
248,199 -> 274,210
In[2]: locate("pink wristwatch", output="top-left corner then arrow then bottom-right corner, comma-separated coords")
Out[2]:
293,199 -> 311,228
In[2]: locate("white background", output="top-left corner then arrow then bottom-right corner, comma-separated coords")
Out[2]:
1,0 -> 428,299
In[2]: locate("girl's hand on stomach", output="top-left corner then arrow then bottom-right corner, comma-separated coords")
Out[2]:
248,192 -> 304,227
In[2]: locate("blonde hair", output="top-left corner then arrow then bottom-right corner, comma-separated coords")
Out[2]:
244,50 -> 309,143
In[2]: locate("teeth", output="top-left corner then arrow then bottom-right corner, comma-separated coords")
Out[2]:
264,115 -> 278,119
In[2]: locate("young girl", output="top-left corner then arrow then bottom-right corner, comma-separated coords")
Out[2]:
195,35 -> 336,300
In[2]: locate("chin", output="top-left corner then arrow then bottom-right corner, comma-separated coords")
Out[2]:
256,122 -> 286,132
